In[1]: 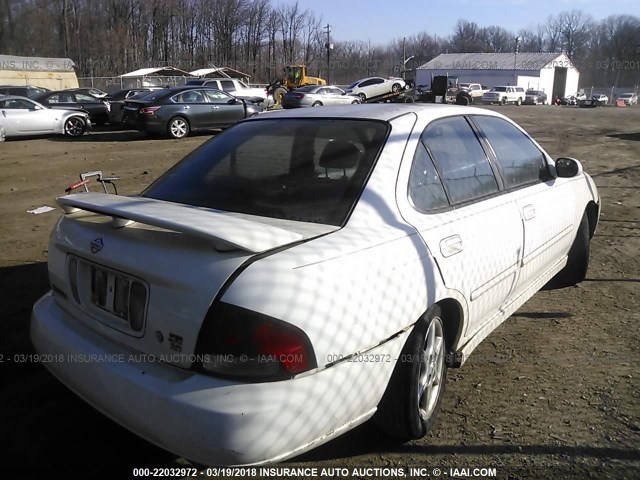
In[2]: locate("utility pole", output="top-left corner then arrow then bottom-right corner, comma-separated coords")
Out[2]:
324,23 -> 332,84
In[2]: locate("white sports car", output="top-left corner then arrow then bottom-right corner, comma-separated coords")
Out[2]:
0,94 -> 90,137
31,104 -> 600,466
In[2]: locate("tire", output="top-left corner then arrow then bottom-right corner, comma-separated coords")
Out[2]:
456,94 -> 470,106
374,306 -> 447,440
392,83 -> 401,93
64,116 -> 86,137
358,93 -> 366,103
516,97 -> 522,106
273,87 -> 287,105
311,101 -> 322,107
167,116 -> 190,139
553,212 -> 590,287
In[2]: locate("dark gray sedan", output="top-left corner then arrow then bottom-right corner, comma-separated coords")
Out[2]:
122,86 -> 262,139
523,90 -> 548,105
282,85 -> 360,109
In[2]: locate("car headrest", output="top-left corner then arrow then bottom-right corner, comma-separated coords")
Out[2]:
319,140 -> 361,170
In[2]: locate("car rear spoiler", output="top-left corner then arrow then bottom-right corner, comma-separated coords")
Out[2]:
56,193 -> 303,253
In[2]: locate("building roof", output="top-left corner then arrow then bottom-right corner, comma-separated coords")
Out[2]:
0,54 -> 76,72
189,67 -> 251,79
417,52 -> 569,71
119,67 -> 193,78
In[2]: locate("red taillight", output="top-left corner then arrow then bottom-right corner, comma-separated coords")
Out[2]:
140,106 -> 161,115
195,302 -> 316,381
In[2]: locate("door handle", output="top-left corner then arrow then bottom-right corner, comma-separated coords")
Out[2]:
523,205 -> 536,221
440,235 -> 463,257
182,105 -> 190,109
212,106 -> 220,110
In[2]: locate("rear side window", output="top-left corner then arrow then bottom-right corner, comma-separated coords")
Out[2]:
472,115 -> 549,189
408,143 -> 449,211
219,80 -> 236,92
422,116 -> 499,204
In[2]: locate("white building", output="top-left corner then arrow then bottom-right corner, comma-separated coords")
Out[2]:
416,52 -> 579,99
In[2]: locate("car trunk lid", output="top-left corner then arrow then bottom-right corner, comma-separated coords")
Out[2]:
49,193 -> 333,368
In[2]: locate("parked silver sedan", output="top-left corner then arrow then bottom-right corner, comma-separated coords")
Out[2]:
282,85 -> 361,108
0,95 -> 91,138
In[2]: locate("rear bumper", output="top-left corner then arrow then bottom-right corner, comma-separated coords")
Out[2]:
31,293 -> 405,465
123,115 -> 165,134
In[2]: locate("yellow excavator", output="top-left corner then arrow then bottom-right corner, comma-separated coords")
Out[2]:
268,65 -> 327,104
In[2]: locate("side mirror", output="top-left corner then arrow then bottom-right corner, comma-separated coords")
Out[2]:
555,157 -> 583,178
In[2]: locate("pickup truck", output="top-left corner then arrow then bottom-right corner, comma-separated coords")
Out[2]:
185,78 -> 268,104
482,86 -> 526,105
444,82 -> 488,105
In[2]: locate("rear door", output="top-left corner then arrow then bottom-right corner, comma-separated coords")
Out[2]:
399,115 -> 523,334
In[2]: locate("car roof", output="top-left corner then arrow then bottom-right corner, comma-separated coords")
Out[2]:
247,103 -> 506,123
356,77 -> 384,82
0,94 -> 34,101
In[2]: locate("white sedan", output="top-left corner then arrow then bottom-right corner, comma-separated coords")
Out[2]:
0,95 -> 90,137
344,76 -> 406,102
31,104 -> 600,466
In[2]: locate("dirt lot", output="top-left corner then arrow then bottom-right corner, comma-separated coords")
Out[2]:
1,106 -> 638,479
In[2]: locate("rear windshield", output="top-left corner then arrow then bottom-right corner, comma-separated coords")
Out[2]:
492,87 -> 507,92
133,90 -> 169,102
143,118 -> 389,226
293,86 -> 318,93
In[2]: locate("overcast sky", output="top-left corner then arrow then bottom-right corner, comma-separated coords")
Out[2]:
278,0 -> 639,45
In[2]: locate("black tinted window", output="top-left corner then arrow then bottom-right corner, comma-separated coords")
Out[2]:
422,116 -> 499,204
408,143 -> 449,211
219,80 -> 236,92
143,119 -> 389,226
472,115 -> 549,189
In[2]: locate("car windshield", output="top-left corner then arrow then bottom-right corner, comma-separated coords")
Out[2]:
347,81 -> 360,89
620,93 -> 633,98
143,118 -> 389,226
491,87 -> 507,92
527,91 -> 540,95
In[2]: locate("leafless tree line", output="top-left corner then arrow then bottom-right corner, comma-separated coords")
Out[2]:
1,1 -> 638,86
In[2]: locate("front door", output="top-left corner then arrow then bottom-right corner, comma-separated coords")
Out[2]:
0,98 -> 54,134
469,114 -> 577,296
203,90 -> 245,127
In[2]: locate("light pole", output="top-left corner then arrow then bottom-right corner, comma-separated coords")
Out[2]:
513,36 -> 521,86
403,55 -> 415,81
